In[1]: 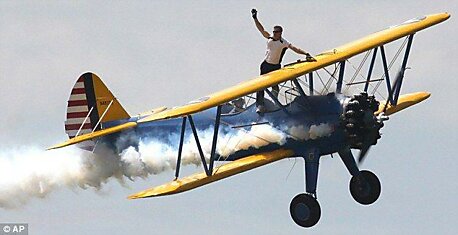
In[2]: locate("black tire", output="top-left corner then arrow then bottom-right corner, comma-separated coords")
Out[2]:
289,193 -> 321,228
349,170 -> 381,205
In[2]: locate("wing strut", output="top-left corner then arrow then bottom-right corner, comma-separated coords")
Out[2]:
174,116 -> 187,179
208,105 -> 222,173
346,34 -> 414,105
265,89 -> 290,114
393,34 -> 414,104
380,45 -> 394,104
379,34 -> 415,108
292,78 -> 307,98
364,48 -> 378,92
188,115 -> 211,176
175,106 -> 222,178
308,73 -> 314,95
336,61 -> 346,93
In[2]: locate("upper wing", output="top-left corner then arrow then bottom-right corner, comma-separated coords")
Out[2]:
138,13 -> 449,123
48,13 -> 449,150
128,149 -> 294,199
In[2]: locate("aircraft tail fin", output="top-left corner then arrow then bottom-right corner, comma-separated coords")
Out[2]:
64,72 -> 130,150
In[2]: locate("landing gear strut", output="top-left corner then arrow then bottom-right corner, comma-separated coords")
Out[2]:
290,194 -> 321,227
290,149 -> 321,228
339,148 -> 381,205
349,170 -> 381,205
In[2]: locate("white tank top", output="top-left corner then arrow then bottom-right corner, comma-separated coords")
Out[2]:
264,37 -> 291,64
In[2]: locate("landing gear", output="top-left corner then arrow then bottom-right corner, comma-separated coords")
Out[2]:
290,149 -> 322,228
339,148 -> 382,205
290,194 -> 321,228
349,170 -> 381,205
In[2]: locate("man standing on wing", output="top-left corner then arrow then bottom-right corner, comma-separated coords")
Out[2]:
252,8 -> 316,113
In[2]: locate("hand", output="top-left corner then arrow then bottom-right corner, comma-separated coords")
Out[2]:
251,9 -> 257,19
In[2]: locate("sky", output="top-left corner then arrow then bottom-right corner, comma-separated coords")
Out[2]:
0,1 -> 457,234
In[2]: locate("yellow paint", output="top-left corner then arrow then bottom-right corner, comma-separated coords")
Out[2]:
47,122 -> 137,150
91,73 -> 130,122
128,149 -> 295,199
138,13 -> 450,123
49,13 -> 448,150
137,106 -> 168,117
375,92 -> 431,116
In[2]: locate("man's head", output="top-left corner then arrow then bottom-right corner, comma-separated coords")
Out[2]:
272,25 -> 283,40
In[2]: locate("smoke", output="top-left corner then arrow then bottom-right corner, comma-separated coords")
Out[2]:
117,124 -> 289,179
284,123 -> 333,140
0,146 -> 122,209
218,124 -> 287,157
0,123 -> 333,209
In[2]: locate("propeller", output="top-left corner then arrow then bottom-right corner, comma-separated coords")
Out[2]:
357,140 -> 372,165
358,67 -> 407,165
382,67 -> 406,113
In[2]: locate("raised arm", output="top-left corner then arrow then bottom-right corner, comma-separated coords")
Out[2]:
251,9 -> 270,39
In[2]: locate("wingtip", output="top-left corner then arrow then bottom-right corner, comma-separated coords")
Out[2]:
46,142 -> 69,151
127,189 -> 152,199
416,91 -> 431,101
46,145 -> 62,151
127,192 -> 154,200
127,195 -> 139,200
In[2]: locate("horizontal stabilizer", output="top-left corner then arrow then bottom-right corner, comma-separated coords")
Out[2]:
375,92 -> 431,116
48,122 -> 137,150
128,149 -> 294,199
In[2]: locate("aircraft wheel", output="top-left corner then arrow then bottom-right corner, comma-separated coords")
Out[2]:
349,170 -> 381,205
289,193 -> 321,227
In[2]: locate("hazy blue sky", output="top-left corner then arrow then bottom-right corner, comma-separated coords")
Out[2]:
0,1 -> 457,234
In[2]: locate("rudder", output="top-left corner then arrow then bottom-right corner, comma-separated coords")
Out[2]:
65,72 -> 130,150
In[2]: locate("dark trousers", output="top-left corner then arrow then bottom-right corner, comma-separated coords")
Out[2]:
256,60 -> 281,106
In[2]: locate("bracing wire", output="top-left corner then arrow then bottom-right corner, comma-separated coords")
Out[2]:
321,64 -> 340,94
372,37 -> 409,95
285,158 -> 298,181
344,50 -> 371,93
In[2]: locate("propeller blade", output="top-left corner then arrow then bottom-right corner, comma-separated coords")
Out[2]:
383,68 -> 403,113
357,141 -> 372,165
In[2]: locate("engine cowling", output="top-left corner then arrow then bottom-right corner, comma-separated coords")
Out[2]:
342,92 -> 383,149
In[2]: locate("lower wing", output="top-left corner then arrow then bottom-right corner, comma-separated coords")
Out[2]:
128,149 -> 294,199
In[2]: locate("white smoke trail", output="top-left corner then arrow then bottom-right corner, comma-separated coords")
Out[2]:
118,124 -> 289,179
0,146 -> 121,209
286,123 -> 334,140
0,123 -> 333,209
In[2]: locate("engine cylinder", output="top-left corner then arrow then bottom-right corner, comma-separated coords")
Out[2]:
342,92 -> 382,149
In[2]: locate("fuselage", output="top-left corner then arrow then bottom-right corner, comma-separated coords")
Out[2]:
101,93 -> 349,160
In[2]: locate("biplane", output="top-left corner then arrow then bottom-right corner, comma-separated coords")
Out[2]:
49,13 -> 450,227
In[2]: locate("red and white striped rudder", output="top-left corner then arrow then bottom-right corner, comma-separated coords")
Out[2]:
65,72 -> 130,151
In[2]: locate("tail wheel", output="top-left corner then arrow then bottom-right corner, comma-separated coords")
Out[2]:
349,170 -> 381,205
289,194 -> 321,227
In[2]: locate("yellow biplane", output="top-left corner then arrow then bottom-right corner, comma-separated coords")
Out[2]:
50,13 -> 450,227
